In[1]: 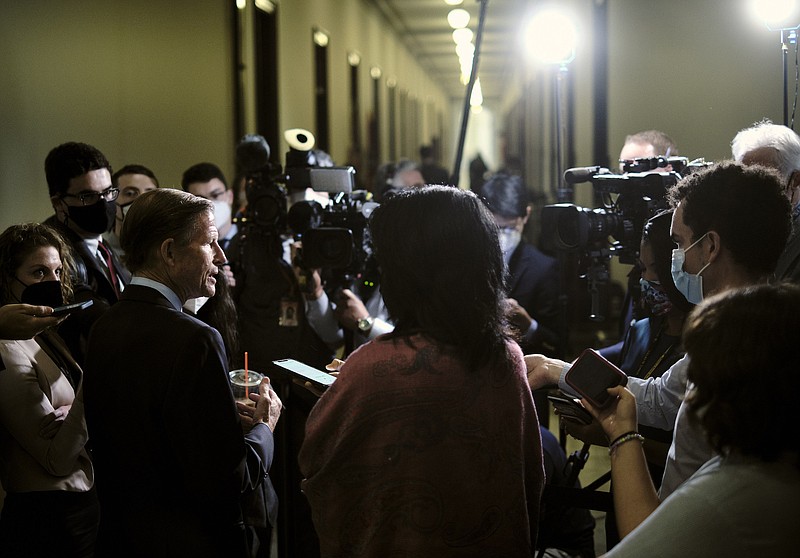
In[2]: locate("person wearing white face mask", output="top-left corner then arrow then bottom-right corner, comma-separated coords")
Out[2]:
481,173 -> 563,358
525,161 -> 792,542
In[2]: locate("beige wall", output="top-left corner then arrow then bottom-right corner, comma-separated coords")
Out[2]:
0,0 -> 452,231
0,1 -> 236,230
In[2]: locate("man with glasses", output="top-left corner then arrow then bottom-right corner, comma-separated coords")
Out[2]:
44,141 -> 131,363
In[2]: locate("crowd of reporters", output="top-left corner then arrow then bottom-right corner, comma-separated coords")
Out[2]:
0,120 -> 799,557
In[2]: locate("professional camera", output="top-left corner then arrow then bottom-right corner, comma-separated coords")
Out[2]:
542,157 -> 710,265
541,156 -> 710,321
276,129 -> 377,290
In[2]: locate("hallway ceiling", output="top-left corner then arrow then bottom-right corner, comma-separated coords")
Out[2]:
369,0 -> 530,105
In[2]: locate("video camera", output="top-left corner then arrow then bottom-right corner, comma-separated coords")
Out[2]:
541,156 -> 711,320
234,129 -> 363,263
542,157 -> 710,265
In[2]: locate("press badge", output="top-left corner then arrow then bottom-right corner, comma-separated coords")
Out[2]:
279,298 -> 299,327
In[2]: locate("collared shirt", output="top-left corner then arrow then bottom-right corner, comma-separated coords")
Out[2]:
130,276 -> 183,311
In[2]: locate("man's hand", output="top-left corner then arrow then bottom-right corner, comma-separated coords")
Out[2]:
221,263 -> 236,289
237,377 -> 283,432
0,304 -> 65,340
505,298 -> 533,331
525,354 -> 567,390
39,405 -> 72,439
562,416 -> 609,446
333,289 -> 369,331
291,241 -> 324,299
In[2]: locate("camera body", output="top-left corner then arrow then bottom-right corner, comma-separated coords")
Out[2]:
542,157 -> 711,265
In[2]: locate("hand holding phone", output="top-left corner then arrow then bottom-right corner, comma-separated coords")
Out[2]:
272,358 -> 336,390
50,300 -> 93,316
564,348 -> 627,408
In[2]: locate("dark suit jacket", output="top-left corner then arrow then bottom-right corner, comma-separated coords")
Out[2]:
44,216 -> 131,364
775,212 -> 800,282
507,242 -> 564,357
83,285 -> 276,558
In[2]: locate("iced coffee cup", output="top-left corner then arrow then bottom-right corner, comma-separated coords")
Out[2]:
229,369 -> 264,406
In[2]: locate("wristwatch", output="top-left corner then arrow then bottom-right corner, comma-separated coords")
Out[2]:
357,316 -> 374,334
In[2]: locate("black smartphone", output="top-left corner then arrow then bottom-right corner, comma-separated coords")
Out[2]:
547,394 -> 593,425
564,348 -> 628,408
272,358 -> 336,390
50,300 -> 94,316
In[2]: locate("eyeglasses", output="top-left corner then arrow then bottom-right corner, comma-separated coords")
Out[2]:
61,187 -> 120,206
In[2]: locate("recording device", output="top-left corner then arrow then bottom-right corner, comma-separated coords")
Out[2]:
564,348 -> 628,408
272,358 -> 336,390
542,156 -> 711,320
547,393 -> 594,425
283,128 -> 377,291
50,300 -> 93,316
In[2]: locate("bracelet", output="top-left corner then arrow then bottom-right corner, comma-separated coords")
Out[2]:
608,431 -> 645,455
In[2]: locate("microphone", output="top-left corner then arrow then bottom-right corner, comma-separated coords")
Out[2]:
564,166 -> 611,184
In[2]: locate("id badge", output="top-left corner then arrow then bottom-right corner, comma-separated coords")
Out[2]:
279,298 -> 299,327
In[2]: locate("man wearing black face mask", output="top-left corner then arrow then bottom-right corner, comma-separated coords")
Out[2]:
44,142 -> 131,363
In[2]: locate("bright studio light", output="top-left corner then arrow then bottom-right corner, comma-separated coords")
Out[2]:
448,8 -> 470,29
444,0 -> 463,5
524,7 -> 577,64
453,28 -> 473,45
751,0 -> 798,27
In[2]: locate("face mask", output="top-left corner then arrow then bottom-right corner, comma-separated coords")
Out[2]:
499,228 -> 522,262
640,278 -> 672,316
671,233 -> 710,305
212,200 -> 232,232
120,202 -> 134,220
67,200 -> 116,234
18,279 -> 65,308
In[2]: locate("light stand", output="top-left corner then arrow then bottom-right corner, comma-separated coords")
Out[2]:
780,26 -> 798,126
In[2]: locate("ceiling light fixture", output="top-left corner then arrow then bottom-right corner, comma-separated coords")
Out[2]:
453,28 -> 474,44
448,8 -> 470,29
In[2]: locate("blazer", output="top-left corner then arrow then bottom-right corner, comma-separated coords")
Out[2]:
43,216 -> 131,364
0,332 -> 92,494
83,285 -> 276,558
507,242 -> 564,357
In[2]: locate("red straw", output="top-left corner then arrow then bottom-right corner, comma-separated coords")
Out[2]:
244,352 -> 249,399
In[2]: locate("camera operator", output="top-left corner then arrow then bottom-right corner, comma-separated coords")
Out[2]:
600,130 -> 680,363
528,161 -> 791,539
298,258 -> 393,354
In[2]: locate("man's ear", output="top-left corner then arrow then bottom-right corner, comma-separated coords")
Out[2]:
705,230 -> 722,264
788,170 -> 800,206
50,195 -> 67,222
160,238 -> 176,266
522,205 -> 532,226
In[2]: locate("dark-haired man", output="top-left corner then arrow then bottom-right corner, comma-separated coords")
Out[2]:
104,163 -> 159,256
43,142 -> 131,362
182,162 -> 238,252
527,161 -> 791,538
83,188 -> 280,557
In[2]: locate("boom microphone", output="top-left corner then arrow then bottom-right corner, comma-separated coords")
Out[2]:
564,166 -> 611,184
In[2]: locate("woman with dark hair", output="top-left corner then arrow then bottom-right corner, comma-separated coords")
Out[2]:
593,283 -> 800,556
299,186 -> 544,557
618,210 -> 692,383
0,223 -> 98,556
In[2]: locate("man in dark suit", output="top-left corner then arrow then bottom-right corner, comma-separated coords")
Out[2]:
481,173 -> 563,357
43,142 -> 131,363
83,188 -> 281,558
731,119 -> 800,283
